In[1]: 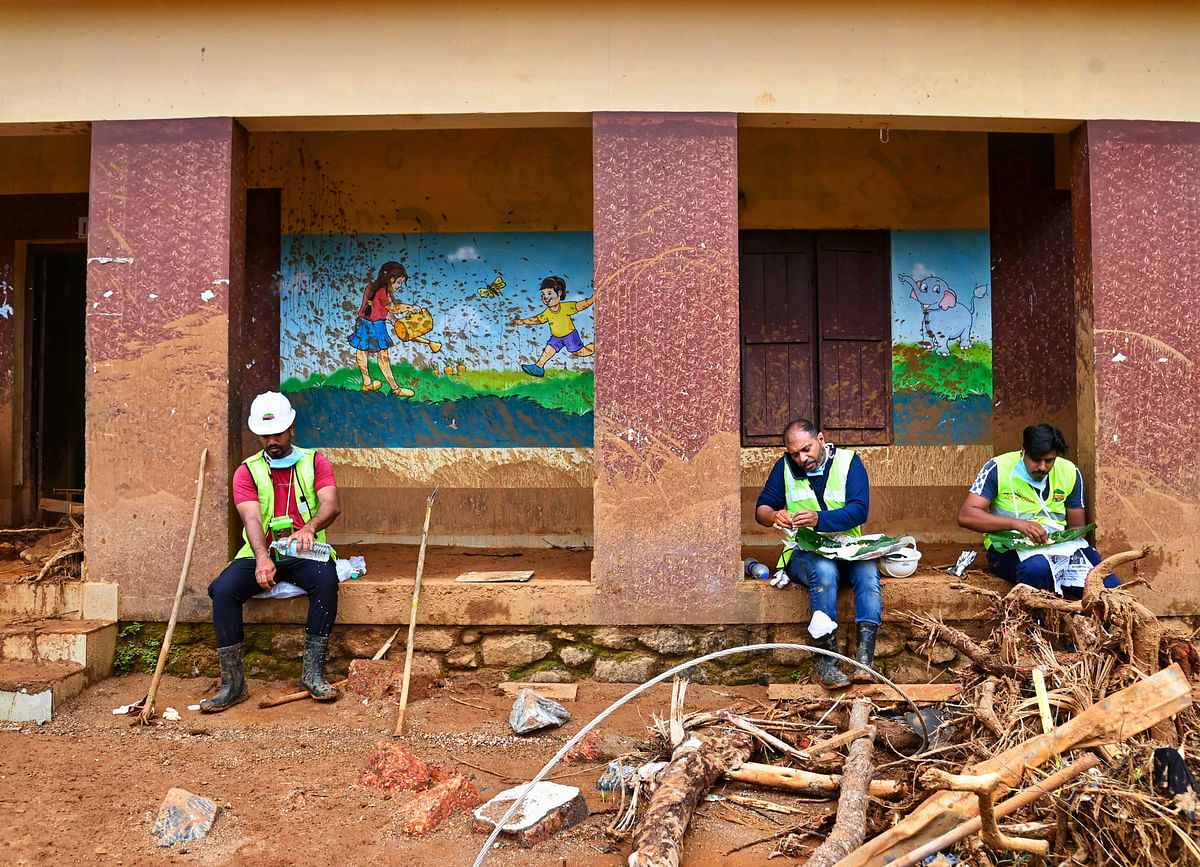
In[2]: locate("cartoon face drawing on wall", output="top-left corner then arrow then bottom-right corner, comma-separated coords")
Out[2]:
899,273 -> 989,356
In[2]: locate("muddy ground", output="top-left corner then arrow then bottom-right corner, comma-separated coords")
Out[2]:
1,673 -> 845,866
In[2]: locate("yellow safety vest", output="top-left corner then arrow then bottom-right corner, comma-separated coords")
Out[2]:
778,448 -> 863,568
235,447 -> 336,560
984,450 -> 1075,550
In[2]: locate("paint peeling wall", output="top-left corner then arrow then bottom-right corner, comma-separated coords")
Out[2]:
85,119 -> 246,620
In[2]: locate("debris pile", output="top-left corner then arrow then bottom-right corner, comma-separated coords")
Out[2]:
0,518 -> 83,582
532,549 -> 1200,866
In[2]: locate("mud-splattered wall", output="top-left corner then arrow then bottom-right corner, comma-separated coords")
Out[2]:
1073,121 -> 1200,616
247,128 -> 597,544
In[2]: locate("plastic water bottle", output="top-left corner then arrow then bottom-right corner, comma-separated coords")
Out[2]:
271,539 -> 332,562
743,558 -> 771,580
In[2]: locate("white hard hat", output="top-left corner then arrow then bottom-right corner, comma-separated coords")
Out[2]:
879,548 -> 922,578
248,391 -> 296,436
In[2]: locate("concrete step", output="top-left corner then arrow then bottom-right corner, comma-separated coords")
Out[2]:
0,572 -> 118,621
0,619 -> 116,681
0,659 -> 87,724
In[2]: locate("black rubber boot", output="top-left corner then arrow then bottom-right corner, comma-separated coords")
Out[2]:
850,622 -> 879,684
199,643 -> 247,713
300,634 -> 339,701
811,630 -> 850,689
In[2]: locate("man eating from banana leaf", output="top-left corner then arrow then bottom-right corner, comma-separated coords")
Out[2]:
755,418 -> 881,689
957,422 -> 1119,598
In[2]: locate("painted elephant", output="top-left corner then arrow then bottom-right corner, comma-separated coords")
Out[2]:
899,273 -> 988,355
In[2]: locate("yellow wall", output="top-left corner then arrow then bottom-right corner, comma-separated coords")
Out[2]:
739,129 -> 988,229
2,1 -> 1199,128
249,129 -> 592,233
0,136 -> 90,194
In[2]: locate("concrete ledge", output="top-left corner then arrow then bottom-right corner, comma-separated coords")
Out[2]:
0,660 -> 87,723
0,620 -> 117,680
240,572 -> 1011,627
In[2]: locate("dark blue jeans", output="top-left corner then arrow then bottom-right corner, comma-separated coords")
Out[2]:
208,557 -> 339,647
987,545 -> 1120,598
784,551 -> 882,625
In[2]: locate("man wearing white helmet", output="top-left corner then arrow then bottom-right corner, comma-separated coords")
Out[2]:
200,391 -> 342,712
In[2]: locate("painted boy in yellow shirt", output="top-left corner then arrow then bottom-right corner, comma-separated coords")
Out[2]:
510,275 -> 594,377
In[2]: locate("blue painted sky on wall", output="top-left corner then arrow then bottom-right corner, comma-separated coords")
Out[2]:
280,231 -> 594,382
891,229 -> 991,348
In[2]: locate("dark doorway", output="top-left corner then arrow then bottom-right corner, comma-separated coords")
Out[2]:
27,243 -> 87,514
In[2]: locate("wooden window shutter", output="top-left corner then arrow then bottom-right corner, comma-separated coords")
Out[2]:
815,231 -> 892,445
739,231 -> 817,445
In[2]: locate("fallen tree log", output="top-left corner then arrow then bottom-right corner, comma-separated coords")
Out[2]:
725,762 -> 902,799
829,664 -> 1191,867
802,699 -> 876,867
629,730 -> 755,867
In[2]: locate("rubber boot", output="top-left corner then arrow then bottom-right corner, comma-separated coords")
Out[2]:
850,622 -> 879,684
300,634 -> 339,701
199,643 -> 247,713
811,630 -> 851,689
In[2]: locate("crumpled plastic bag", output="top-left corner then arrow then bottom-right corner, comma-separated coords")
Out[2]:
253,555 -> 367,600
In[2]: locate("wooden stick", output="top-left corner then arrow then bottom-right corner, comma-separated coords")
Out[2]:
803,699 -> 876,867
393,485 -> 439,736
829,665 -> 1191,867
258,679 -> 349,709
132,448 -> 207,725
725,762 -> 902,798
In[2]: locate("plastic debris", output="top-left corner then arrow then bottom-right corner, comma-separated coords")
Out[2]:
596,760 -> 637,796
947,550 -> 977,577
162,707 -> 181,722
509,688 -> 571,735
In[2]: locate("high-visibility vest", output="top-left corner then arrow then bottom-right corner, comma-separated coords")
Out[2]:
778,448 -> 863,568
235,447 -> 336,560
984,450 -> 1075,550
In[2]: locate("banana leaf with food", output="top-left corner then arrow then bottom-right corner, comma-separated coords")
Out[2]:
984,522 -> 1096,553
785,528 -> 914,561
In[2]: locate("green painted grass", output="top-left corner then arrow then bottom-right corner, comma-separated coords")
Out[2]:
281,361 -> 594,416
892,342 -> 993,400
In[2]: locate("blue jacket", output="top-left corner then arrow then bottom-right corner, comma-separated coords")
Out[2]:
756,448 -> 871,533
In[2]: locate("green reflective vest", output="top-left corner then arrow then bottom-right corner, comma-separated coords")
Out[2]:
235,447 -> 335,560
778,448 -> 863,568
984,450 -> 1076,550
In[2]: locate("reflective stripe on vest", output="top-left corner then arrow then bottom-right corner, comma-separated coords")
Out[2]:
984,450 -> 1076,550
777,448 -> 862,569
235,447 -> 336,560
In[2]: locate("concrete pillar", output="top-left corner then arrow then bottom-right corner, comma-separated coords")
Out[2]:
988,133 -> 1076,451
591,113 -> 741,623
86,118 -> 247,620
1071,120 -> 1200,612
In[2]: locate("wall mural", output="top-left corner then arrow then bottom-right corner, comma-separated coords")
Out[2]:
279,231 -> 595,448
890,229 -> 992,445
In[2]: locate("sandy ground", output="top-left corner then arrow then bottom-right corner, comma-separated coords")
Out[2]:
0,673 -> 842,866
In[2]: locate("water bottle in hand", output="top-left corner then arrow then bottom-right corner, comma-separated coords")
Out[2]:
271,538 -> 332,562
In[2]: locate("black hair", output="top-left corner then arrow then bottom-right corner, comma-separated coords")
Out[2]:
541,276 -> 567,300
782,418 -> 819,441
1023,423 -> 1068,457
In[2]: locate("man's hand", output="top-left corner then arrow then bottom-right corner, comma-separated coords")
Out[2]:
255,554 -> 277,590
1014,519 -> 1049,545
791,510 -> 820,529
288,526 -> 318,555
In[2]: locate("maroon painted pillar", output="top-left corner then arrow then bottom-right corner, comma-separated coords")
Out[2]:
591,113 -> 741,623
86,118 -> 247,621
1072,120 -> 1200,613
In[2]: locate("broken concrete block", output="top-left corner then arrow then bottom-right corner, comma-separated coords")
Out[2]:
392,774 -> 480,837
347,658 -> 405,701
151,788 -> 219,847
509,688 -> 570,734
473,781 -> 588,847
359,741 -> 431,793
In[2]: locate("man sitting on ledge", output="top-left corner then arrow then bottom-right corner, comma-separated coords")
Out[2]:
957,422 -> 1119,598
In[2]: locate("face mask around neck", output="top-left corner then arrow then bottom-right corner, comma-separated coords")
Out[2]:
267,448 -> 302,469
